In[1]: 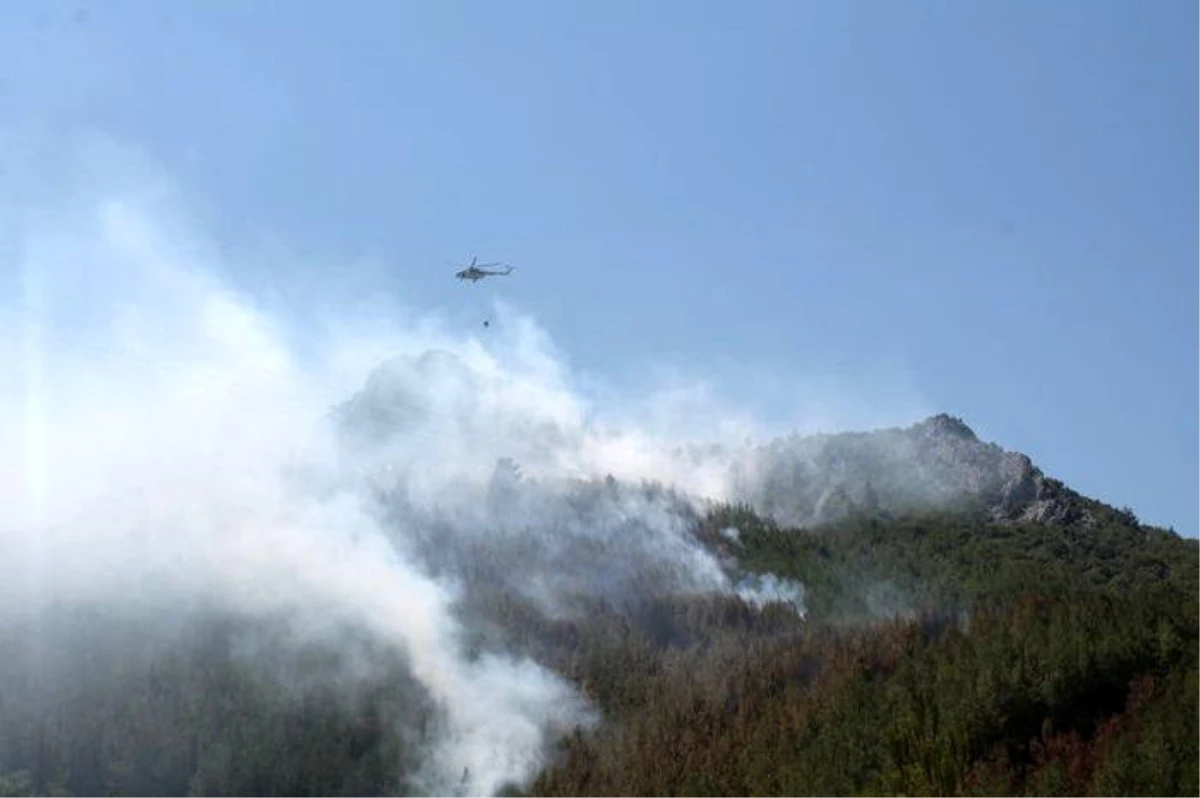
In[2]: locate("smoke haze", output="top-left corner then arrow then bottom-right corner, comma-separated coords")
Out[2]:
4,142 -> 889,794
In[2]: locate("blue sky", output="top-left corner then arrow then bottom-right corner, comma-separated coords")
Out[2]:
2,0 -> 1196,534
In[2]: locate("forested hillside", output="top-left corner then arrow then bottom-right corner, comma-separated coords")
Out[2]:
524,504 -> 1198,796
2,489 -> 1195,797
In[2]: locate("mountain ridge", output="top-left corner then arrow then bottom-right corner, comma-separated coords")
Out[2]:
332,353 -> 1160,535
731,412 -> 1127,532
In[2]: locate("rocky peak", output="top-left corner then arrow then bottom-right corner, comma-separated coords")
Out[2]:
916,413 -> 979,441
736,414 -> 1093,529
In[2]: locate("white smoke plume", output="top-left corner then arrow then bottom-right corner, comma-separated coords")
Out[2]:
0,143 -> 823,794
735,573 -> 808,616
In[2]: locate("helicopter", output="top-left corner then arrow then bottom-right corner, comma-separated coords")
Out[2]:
454,256 -> 515,282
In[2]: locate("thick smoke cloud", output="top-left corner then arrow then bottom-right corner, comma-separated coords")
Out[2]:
0,145 -> 836,794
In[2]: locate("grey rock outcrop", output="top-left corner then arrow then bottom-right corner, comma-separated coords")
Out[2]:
732,414 -> 1094,529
